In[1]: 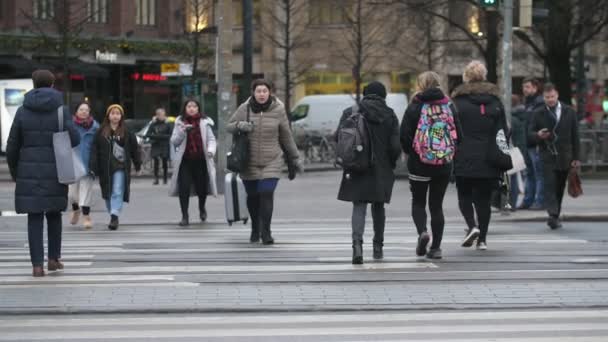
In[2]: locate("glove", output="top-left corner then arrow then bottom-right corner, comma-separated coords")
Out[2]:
88,171 -> 96,180
236,121 -> 254,133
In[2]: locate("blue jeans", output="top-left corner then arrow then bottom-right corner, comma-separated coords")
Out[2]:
525,148 -> 544,207
510,173 -> 519,208
105,170 -> 125,216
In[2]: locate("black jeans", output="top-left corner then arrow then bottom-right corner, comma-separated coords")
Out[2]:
178,158 -> 208,217
28,212 -> 62,267
410,176 -> 450,250
153,157 -> 169,182
543,167 -> 569,219
456,177 -> 497,243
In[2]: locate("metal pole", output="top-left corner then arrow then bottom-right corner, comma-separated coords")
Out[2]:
502,0 -> 513,127
216,0 -> 234,194
242,0 -> 253,98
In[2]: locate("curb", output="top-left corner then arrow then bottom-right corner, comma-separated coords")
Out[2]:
2,303 -> 608,316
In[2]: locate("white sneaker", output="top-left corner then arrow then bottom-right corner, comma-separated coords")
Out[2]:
477,242 -> 487,250
461,228 -> 480,247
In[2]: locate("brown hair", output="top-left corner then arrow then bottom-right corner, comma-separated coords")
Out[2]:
511,94 -> 522,107
251,78 -> 273,94
32,69 -> 55,89
543,82 -> 558,93
415,71 -> 442,94
100,104 -> 126,139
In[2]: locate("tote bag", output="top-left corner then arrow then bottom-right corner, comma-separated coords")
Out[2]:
53,106 -> 87,184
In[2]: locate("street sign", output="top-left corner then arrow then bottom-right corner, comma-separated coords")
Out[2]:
161,63 -> 193,77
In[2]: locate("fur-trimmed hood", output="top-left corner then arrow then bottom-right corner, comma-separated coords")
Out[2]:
451,81 -> 501,99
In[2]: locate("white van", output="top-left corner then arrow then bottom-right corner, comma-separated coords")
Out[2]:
289,93 -> 408,147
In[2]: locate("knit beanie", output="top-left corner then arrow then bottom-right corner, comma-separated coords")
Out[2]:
363,81 -> 387,99
106,104 -> 124,116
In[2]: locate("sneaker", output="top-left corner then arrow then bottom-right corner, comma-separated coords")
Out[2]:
462,228 -> 480,247
426,248 -> 442,259
416,232 -> 431,257
547,217 -> 562,230
108,215 -> 119,231
69,210 -> 80,225
476,242 -> 487,250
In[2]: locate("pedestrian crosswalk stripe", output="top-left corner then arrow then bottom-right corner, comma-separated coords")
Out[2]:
0,275 -> 175,284
0,281 -> 199,289
0,262 -> 92,267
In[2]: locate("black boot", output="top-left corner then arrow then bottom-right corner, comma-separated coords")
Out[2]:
108,215 -> 119,230
199,196 -> 207,222
372,204 -> 385,260
247,194 -> 260,243
179,214 -> 189,226
259,192 -> 275,245
352,240 -> 363,264
153,178 -> 159,185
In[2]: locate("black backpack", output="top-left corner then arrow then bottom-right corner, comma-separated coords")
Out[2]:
335,104 -> 374,172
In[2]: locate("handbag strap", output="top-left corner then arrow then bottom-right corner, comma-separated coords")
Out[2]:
246,104 -> 250,122
57,106 -> 64,132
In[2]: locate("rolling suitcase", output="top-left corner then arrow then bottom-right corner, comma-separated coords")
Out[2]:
225,173 -> 249,226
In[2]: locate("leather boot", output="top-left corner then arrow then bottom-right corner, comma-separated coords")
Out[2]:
247,194 -> 260,243
179,214 -> 189,227
32,266 -> 45,277
352,240 -> 363,264
48,259 -> 64,271
259,192 -> 275,245
372,204 -> 385,260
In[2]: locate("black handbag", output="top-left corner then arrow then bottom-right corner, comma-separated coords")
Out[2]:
227,105 -> 251,173
487,128 -> 513,172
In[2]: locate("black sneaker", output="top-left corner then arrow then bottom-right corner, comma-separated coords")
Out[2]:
373,243 -> 383,260
547,217 -> 562,230
108,215 -> 119,231
416,232 -> 431,257
200,209 -> 207,222
461,227 -> 480,247
426,248 -> 442,259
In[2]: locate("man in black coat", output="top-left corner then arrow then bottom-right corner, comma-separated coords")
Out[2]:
336,81 -> 401,264
146,107 -> 172,185
521,78 -> 546,210
6,70 -> 79,277
527,83 -> 580,229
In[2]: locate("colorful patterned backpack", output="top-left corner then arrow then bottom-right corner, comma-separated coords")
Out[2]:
412,98 -> 458,165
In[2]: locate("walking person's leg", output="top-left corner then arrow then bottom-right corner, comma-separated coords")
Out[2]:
555,170 -> 569,219
543,164 -> 561,229
533,150 -> 545,208
27,213 -> 45,276
521,148 -> 537,209
68,182 -> 80,225
46,212 -> 63,271
428,176 -> 450,257
410,179 -> 431,256
178,160 -> 193,226
108,170 -> 125,230
189,158 -> 209,222
472,179 -> 495,249
351,201 -> 367,264
153,157 -> 160,185
258,179 -> 279,245
457,177 -> 480,247
162,157 -> 169,184
80,176 -> 94,229
244,181 -> 261,243
371,202 -> 385,259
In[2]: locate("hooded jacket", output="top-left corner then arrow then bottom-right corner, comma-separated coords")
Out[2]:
400,88 -> 461,178
337,94 -> 401,203
451,81 -> 509,179
6,87 -> 80,213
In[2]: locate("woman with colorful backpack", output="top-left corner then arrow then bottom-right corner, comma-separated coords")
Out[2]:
401,71 -> 460,259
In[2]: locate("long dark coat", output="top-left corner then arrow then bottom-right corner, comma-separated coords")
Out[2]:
451,81 -> 509,180
6,87 -> 80,213
337,95 -> 401,204
146,119 -> 172,158
89,129 -> 142,202
527,102 -> 580,171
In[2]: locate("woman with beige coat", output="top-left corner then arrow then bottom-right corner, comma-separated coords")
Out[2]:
227,79 -> 302,244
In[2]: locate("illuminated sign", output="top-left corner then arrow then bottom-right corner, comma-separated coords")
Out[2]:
130,73 -> 168,81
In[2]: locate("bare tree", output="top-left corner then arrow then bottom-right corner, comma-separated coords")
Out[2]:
260,0 -> 313,110
514,0 -> 608,103
183,0 -> 214,99
23,0 -> 107,104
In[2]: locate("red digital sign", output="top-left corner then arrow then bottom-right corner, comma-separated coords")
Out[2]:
130,73 -> 167,81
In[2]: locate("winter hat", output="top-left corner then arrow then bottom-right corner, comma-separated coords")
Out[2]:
106,104 -> 124,116
363,81 -> 387,99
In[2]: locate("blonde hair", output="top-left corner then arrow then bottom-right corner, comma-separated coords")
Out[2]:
462,60 -> 487,83
416,71 -> 442,94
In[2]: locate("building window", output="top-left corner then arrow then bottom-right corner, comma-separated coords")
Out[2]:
135,0 -> 156,26
32,0 -> 55,20
87,0 -> 108,23
309,0 -> 346,25
186,0 -> 211,32
232,0 -> 261,27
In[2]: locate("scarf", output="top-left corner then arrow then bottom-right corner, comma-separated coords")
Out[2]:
250,96 -> 273,113
74,116 -> 94,129
184,113 -> 204,160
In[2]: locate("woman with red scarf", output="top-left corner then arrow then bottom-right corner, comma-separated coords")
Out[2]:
168,99 -> 217,226
68,102 -> 99,229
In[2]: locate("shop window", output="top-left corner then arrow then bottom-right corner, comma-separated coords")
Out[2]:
135,0 -> 156,26
32,0 -> 55,20
87,0 -> 108,23
232,0 -> 261,27
309,0 -> 347,26
186,0 -> 212,32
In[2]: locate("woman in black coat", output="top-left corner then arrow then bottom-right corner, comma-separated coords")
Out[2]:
401,71 -> 460,260
146,107 -> 172,185
6,70 -> 79,277
337,82 -> 401,264
451,61 -> 510,251
89,104 -> 142,230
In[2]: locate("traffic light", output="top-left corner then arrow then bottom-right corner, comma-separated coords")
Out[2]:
480,0 -> 499,8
